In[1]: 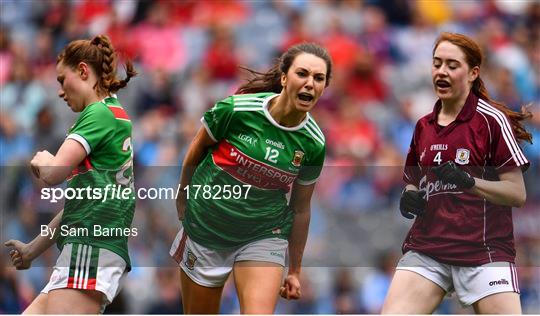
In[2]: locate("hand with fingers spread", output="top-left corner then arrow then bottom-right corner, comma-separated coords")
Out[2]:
5,240 -> 33,270
400,189 -> 426,219
432,161 -> 475,190
280,274 -> 301,300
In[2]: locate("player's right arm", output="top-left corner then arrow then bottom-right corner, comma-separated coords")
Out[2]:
176,127 -> 217,220
400,123 -> 426,219
177,97 -> 233,220
32,104 -> 117,186
4,209 -> 64,270
30,139 -> 87,185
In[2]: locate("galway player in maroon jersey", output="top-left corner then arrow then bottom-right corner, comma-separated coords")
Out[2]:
382,32 -> 532,314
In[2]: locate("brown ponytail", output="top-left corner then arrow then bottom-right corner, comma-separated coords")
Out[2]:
58,34 -> 137,96
236,64 -> 283,94
472,77 -> 533,144
434,32 -> 532,144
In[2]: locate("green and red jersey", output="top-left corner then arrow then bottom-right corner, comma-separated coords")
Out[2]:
184,92 -> 326,249
59,96 -> 135,268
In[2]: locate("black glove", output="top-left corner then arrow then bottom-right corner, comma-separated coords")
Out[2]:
431,161 -> 475,190
400,189 -> 426,219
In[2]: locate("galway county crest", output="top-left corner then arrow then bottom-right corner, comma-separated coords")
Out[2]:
292,150 -> 304,167
454,148 -> 470,165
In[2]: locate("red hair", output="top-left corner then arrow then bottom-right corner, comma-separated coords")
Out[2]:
433,32 -> 532,144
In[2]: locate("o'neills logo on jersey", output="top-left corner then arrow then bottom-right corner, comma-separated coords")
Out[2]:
266,139 -> 285,149
212,140 -> 296,190
430,144 -> 448,151
419,175 -> 458,200
489,279 -> 509,286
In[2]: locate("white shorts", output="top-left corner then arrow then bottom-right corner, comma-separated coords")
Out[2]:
169,227 -> 288,287
42,243 -> 127,311
397,250 -> 520,306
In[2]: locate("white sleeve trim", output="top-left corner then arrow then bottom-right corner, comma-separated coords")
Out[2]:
66,134 -> 91,155
296,177 -> 319,185
477,100 -> 528,166
200,117 -> 217,142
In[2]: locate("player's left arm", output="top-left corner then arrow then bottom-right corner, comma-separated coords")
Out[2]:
470,167 -> 526,207
30,139 -> 87,185
281,181 -> 315,300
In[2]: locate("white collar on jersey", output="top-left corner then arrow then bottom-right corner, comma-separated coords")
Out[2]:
99,94 -> 118,104
262,94 -> 311,131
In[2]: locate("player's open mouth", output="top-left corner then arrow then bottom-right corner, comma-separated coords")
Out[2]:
298,93 -> 314,102
435,80 -> 450,88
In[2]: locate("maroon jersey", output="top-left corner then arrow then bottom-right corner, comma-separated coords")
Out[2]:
402,92 -> 529,266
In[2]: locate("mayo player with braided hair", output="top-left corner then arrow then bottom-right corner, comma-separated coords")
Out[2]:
5,34 -> 137,314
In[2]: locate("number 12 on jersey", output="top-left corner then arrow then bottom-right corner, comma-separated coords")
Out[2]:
264,147 -> 279,163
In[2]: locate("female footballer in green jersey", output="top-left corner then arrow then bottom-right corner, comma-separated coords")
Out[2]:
5,35 -> 137,314
170,43 -> 332,313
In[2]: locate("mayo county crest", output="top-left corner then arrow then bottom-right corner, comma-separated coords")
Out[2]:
185,250 -> 197,270
292,150 -> 304,167
455,148 -> 470,165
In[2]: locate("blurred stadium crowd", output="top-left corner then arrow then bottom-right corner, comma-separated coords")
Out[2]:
1,0 -> 539,313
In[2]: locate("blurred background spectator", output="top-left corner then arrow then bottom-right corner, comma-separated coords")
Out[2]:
1,0 -> 538,313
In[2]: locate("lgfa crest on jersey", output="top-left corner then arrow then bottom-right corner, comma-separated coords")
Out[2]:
292,150 -> 305,167
455,148 -> 470,165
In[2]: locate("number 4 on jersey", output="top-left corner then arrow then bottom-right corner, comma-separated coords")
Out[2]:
433,151 -> 442,165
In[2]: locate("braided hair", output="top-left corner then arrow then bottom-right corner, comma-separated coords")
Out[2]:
57,35 -> 137,96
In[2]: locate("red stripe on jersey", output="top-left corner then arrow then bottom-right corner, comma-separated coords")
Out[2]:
212,140 -> 296,190
108,106 -> 130,120
86,278 -> 96,290
67,276 -> 75,288
67,157 -> 93,180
